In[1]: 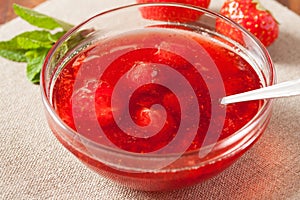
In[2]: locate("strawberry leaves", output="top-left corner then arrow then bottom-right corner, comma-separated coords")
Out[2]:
0,4 -> 74,84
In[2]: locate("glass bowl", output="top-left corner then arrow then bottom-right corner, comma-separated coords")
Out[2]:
41,3 -> 275,191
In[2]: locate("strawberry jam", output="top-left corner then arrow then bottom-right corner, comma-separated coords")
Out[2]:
50,28 -> 262,190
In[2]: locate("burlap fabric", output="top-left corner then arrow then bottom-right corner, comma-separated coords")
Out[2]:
1,0 -> 299,199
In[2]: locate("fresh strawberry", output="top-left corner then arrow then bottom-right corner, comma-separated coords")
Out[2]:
217,0 -> 279,47
136,0 -> 211,22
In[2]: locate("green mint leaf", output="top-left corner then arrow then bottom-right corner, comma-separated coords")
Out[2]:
0,30 -> 54,50
0,4 -> 75,84
13,4 -> 73,31
25,48 -> 49,84
48,31 -> 67,43
0,49 -> 27,62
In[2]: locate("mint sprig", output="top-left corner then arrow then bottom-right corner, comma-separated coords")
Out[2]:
13,4 -> 73,31
0,4 -> 74,84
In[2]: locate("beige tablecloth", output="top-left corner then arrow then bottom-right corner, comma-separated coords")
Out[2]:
1,0 -> 300,199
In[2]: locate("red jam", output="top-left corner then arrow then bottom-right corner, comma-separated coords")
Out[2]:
51,28 -> 262,190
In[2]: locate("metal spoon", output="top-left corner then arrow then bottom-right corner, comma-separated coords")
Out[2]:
220,79 -> 300,105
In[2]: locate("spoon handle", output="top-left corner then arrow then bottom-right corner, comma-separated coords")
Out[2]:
221,79 -> 300,105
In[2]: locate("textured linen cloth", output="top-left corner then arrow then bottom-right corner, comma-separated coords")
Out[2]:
0,0 -> 300,199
